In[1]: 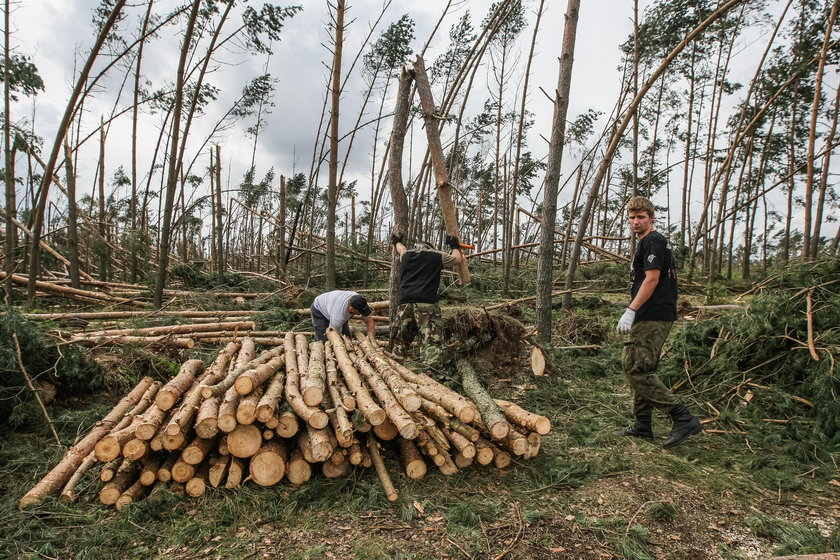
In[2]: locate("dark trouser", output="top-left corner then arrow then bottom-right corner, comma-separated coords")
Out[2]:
622,320 -> 677,416
310,305 -> 350,342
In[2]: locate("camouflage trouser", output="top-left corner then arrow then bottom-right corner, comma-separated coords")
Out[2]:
395,302 -> 446,370
623,320 -> 677,416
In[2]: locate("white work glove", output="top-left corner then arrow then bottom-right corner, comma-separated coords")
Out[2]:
616,308 -> 636,334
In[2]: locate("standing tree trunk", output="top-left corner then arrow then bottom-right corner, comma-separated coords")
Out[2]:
387,69 -> 413,345
154,0 -> 201,308
26,0 -> 128,306
3,0 -> 12,304
804,0 -> 840,258
325,0 -> 346,292
63,139 -> 81,289
215,145 -> 225,284
130,0 -> 154,283
411,55 -> 469,284
97,116 -> 109,282
535,0 -> 579,340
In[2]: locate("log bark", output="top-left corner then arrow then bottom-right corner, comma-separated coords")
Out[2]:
208,454 -> 230,487
234,354 -> 284,396
325,341 -> 355,411
286,448 -> 312,485
235,385 -> 264,425
157,452 -> 178,483
186,463 -> 210,497
20,375 -> 154,509
59,452 -> 96,502
494,399 -> 551,435
250,440 -> 287,486
256,366 -> 286,422
201,338 -> 274,398
156,359 -> 205,411
411,55 -> 469,284
398,438 -> 427,480
182,436 -> 215,465
325,329 -> 385,426
457,359 -> 510,440
76,321 -> 255,338
367,435 -> 397,502
386,354 -> 477,423
195,396 -> 220,439
115,479 -> 150,511
306,424 -> 334,462
354,332 -> 420,411
302,340 -> 326,406
99,459 -> 139,505
225,457 -> 245,489
283,332 -> 329,429
350,342 -> 416,438
217,384 -> 242,433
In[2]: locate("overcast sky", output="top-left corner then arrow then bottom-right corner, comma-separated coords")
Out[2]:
11,0 -> 827,245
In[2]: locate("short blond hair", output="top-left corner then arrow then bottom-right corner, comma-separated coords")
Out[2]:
627,196 -> 655,217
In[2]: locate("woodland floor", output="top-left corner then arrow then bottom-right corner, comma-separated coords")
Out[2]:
1,293 -> 839,560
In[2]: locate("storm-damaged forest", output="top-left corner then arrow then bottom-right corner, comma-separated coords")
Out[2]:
1,1 -> 839,559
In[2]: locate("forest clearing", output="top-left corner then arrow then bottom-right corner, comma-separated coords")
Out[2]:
2,0 -> 840,559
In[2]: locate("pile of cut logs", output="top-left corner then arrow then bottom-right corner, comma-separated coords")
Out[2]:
19,329 -> 550,510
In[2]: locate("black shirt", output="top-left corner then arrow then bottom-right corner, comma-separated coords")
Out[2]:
399,250 -> 445,304
630,230 -> 678,321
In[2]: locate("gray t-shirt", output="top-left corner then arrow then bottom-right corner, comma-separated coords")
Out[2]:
312,290 -> 358,330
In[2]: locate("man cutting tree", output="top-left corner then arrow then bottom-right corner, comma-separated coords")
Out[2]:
390,233 -> 463,370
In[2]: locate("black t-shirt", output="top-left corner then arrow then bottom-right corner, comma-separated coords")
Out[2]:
399,250 -> 444,304
630,230 -> 678,321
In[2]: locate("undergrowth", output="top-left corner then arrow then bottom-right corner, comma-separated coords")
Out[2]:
1,259 -> 839,559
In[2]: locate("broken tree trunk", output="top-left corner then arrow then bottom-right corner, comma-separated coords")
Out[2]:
410,55 -> 470,284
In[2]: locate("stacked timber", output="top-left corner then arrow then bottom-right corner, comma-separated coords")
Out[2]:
20,331 -> 551,510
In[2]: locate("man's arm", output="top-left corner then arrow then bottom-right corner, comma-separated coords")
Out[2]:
451,248 -> 463,265
362,315 -> 376,337
394,241 -> 407,257
629,268 -> 661,311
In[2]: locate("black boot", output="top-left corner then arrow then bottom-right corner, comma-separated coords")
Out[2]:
662,403 -> 702,449
617,413 -> 653,439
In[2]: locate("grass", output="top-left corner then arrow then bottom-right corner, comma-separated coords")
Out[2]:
2,267 -> 840,559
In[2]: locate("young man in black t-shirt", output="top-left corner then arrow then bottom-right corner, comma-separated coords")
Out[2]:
616,196 -> 701,449
390,234 -> 463,370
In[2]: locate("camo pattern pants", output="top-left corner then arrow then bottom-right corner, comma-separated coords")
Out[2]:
623,320 -> 677,416
395,302 -> 446,370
